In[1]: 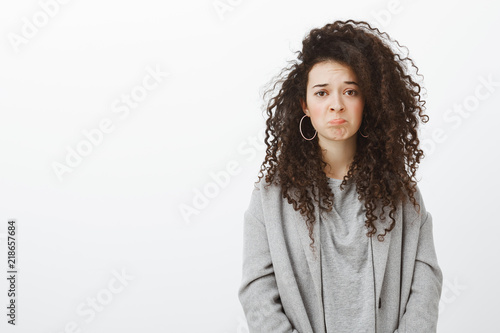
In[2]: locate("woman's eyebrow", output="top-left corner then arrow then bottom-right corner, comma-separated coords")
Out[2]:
311,83 -> 329,88
311,81 -> 359,88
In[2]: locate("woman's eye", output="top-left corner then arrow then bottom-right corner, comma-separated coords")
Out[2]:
315,91 -> 327,97
345,89 -> 358,96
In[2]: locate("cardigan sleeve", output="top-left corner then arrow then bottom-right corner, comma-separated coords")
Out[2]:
395,189 -> 443,332
238,191 -> 300,333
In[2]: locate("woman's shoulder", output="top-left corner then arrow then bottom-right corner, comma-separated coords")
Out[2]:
250,176 -> 283,201
245,176 -> 284,218
400,181 -> 429,226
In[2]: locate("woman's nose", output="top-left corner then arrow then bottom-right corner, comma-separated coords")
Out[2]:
330,104 -> 344,111
329,95 -> 344,111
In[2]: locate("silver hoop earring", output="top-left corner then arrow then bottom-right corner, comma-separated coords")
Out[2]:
359,128 -> 368,138
300,115 -> 317,140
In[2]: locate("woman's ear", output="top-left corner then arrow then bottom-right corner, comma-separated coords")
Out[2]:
300,98 -> 309,116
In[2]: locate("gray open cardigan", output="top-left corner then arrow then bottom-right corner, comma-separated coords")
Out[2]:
238,178 -> 443,333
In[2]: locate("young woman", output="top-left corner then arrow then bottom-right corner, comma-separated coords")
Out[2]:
238,20 -> 443,333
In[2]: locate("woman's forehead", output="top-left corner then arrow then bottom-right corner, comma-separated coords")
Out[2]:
308,61 -> 358,84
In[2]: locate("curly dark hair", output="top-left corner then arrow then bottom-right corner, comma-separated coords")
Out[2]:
255,19 -> 429,254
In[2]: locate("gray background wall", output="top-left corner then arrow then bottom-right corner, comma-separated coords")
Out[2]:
0,0 -> 498,332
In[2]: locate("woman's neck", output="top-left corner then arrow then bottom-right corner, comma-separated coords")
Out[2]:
319,135 -> 357,179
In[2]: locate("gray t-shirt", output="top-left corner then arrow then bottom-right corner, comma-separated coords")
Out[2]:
320,177 -> 376,333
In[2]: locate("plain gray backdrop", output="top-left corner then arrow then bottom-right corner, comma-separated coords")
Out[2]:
0,0 -> 499,332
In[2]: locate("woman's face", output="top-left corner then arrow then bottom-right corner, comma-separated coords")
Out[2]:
301,60 -> 365,143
